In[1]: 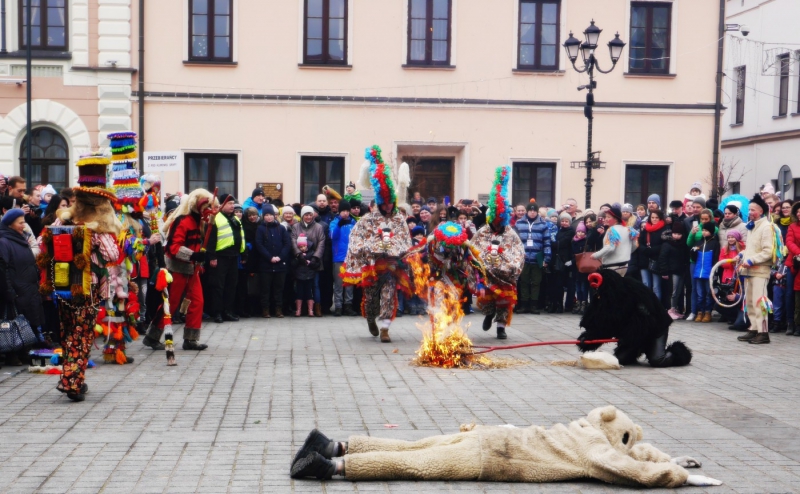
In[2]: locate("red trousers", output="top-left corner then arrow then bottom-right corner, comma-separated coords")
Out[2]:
163,271 -> 204,329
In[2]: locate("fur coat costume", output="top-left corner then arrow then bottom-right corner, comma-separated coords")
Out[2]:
577,269 -> 692,367
341,210 -> 412,293
343,405 -> 692,487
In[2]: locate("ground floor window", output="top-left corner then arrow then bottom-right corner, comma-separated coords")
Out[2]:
300,156 -> 344,205
512,162 -> 555,207
185,153 -> 237,196
405,157 -> 454,204
19,127 -> 69,191
625,165 -> 668,208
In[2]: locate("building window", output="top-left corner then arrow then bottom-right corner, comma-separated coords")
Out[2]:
512,162 -> 555,207
19,128 -> 68,191
778,53 -> 789,116
19,0 -> 67,50
300,156 -> 344,205
407,0 -> 451,66
629,2 -> 671,74
797,51 -> 800,114
185,153 -> 237,196
189,0 -> 233,62
625,165 -> 668,207
735,66 -> 746,124
729,181 -> 740,195
518,1 -> 559,70
304,0 -> 348,65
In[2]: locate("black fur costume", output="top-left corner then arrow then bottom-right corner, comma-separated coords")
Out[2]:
577,269 -> 692,367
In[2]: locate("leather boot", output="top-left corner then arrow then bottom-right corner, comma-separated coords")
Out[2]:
749,332 -> 771,344
737,330 -> 758,342
773,320 -> 787,334
295,300 -> 303,317
513,303 -> 527,314
482,313 -> 494,331
367,319 -> 379,336
307,301 -> 315,317
275,307 -> 284,319
701,312 -> 713,323
334,307 -> 342,317
343,304 -> 358,316
182,340 -> 208,351
262,309 -> 271,319
496,326 -> 507,339
142,336 -> 165,350
379,327 -> 391,343
314,303 -> 323,317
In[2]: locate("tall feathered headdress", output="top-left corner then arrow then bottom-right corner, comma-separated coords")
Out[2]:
360,145 -> 397,209
486,165 -> 511,229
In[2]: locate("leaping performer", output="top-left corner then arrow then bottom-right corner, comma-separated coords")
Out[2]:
341,146 -> 413,343
472,165 -> 525,340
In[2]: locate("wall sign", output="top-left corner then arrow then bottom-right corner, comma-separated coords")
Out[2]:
256,182 -> 283,202
143,152 -> 180,172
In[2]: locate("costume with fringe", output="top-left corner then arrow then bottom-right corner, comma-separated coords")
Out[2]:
37,152 -> 122,395
473,166 -> 525,327
341,146 -> 412,328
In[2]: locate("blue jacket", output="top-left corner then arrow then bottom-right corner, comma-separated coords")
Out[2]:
330,215 -> 356,263
242,197 -> 263,216
254,221 -> 291,273
692,237 -> 719,280
514,215 -> 551,265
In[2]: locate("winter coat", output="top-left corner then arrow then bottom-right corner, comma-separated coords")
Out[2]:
739,217 -> 775,279
0,224 -> 44,328
585,226 -> 604,252
291,220 -> 325,271
571,236 -> 588,256
686,223 -> 718,249
718,216 -> 748,244
254,221 -> 291,273
657,233 -> 689,276
241,197 -> 263,216
242,217 -> 261,272
638,222 -> 666,272
165,213 -> 203,276
592,225 -> 634,267
345,405 -> 690,487
330,215 -> 356,263
553,226 -> 575,270
691,236 -> 720,280
785,223 -> 800,290
514,215 -> 552,265
719,247 -> 741,284
292,250 -> 320,281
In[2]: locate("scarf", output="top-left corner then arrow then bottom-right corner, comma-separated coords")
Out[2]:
643,220 -> 665,233
722,216 -> 742,229
780,216 -> 791,227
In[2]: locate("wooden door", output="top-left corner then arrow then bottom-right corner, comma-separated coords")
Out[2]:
406,158 -> 454,203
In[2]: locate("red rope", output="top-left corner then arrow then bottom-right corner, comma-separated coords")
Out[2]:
471,338 -> 618,354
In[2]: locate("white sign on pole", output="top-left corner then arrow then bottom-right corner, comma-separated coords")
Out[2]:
143,152 -> 181,172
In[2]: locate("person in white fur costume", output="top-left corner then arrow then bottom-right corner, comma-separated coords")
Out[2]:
290,405 -> 722,488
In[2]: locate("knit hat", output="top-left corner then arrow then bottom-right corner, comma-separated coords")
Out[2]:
411,225 -> 425,237
249,188 -> 264,199
1,208 -> 24,226
486,165 -> 511,230
420,206 -> 431,214
426,197 -> 436,204
281,205 -> 295,216
218,194 -> 236,206
337,200 -> 351,212
526,202 -> 538,212
669,200 -> 683,209
621,203 -> 634,214
300,205 -> 315,218
108,131 -> 142,212
358,145 -> 396,212
692,197 -> 706,208
42,184 -> 57,198
647,194 -> 661,208
761,183 -> 775,195
689,182 -> 702,193
322,185 -> 341,201
727,230 -> 742,242
706,198 -> 719,212
233,203 -> 242,212
349,199 -> 361,209
670,218 -> 686,234
576,222 -> 587,233
702,221 -> 716,236
262,204 -> 277,216
750,193 -> 769,217
346,181 -> 356,190
406,217 -> 417,225
559,212 -> 571,222
297,235 -> 308,247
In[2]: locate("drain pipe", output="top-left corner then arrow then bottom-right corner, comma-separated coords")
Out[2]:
1,0 -> 7,54
138,0 -> 145,167
711,0 -> 725,201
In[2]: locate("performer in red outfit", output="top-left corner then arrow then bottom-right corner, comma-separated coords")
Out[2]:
143,189 -> 213,350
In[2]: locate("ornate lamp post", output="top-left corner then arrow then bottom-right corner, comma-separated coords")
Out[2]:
563,21 -> 626,209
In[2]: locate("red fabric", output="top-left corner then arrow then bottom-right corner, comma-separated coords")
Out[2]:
643,220 -> 665,233
161,271 -> 204,329
786,223 -> 800,290
167,214 -> 203,259
719,247 -> 740,284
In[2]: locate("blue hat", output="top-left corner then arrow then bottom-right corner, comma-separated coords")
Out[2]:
647,194 -> 661,208
1,208 -> 24,226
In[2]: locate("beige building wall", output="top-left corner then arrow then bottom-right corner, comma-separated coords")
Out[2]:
140,0 -> 719,208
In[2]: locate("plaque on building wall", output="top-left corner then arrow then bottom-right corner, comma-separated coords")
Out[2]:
477,194 -> 489,204
256,182 -> 283,202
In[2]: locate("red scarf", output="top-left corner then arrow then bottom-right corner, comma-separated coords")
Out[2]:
643,220 -> 664,233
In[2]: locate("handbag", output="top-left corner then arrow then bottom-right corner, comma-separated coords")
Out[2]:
575,245 -> 601,274
0,306 -> 36,354
648,259 -> 658,273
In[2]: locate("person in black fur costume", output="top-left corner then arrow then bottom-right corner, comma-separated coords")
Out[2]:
577,268 -> 692,367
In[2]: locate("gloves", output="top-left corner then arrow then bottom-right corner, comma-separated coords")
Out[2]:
564,261 -> 572,267
670,456 -> 702,468
246,242 -> 252,251
684,475 -> 722,486
190,251 -> 206,262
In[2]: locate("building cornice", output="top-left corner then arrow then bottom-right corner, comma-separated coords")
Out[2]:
721,128 -> 800,148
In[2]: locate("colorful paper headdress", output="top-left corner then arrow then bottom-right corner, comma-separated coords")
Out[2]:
108,132 -> 142,213
360,145 -> 397,210
486,165 -> 511,229
76,152 -> 116,200
433,221 -> 468,248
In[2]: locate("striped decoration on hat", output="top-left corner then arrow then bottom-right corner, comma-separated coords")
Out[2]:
108,132 -> 143,213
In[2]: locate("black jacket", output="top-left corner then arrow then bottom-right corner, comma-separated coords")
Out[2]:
254,221 -> 291,273
658,232 -> 690,276
0,224 -> 44,328
638,223 -> 666,270
553,226 -> 576,269
242,217 -> 261,272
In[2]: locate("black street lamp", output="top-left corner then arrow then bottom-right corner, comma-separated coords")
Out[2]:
563,21 -> 625,209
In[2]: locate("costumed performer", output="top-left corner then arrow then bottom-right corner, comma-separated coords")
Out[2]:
143,188 -> 214,351
591,205 -> 638,276
736,193 -> 782,345
290,405 -> 722,488
38,152 -> 122,402
341,145 -> 412,343
473,165 -> 524,340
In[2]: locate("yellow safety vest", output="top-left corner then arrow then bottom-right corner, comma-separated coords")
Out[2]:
215,213 -> 245,253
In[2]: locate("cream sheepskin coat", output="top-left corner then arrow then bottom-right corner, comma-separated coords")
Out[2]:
344,405 -> 689,487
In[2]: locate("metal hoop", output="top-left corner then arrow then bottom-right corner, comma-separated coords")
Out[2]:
709,258 -> 745,308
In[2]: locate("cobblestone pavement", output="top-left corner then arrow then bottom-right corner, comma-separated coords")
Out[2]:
1,310 -> 799,494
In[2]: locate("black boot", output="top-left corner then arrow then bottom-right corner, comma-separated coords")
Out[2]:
749,332 -> 771,344
343,305 -> 358,317
142,336 -> 165,351
367,319 -> 379,336
737,330 -> 758,342
290,452 -> 336,479
513,303 -> 527,314
183,340 -> 208,351
334,307 -> 342,317
786,323 -> 795,336
482,313 -> 494,331
67,392 -> 85,402
223,311 -> 239,322
292,429 -> 337,465
496,327 -> 507,340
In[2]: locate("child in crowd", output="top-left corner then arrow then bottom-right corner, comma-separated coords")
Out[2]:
689,222 -> 719,323
719,231 -> 744,284
292,236 -> 320,317
571,221 -> 589,314
682,181 -> 707,212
